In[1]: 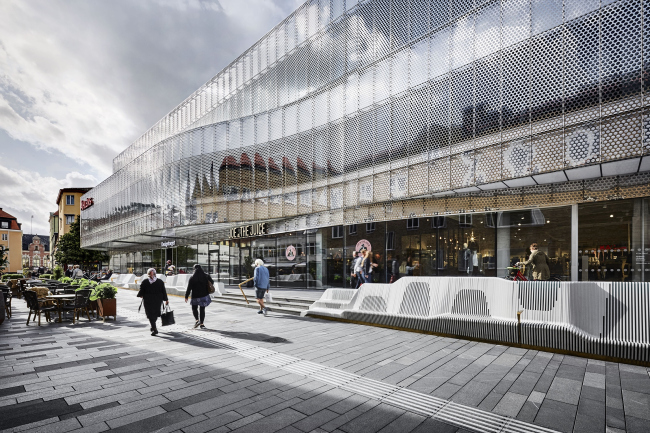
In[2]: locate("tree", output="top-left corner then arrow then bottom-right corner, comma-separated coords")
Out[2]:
54,215 -> 108,268
0,245 -> 9,272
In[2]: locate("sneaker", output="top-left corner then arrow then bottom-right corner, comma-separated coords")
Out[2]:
257,309 -> 264,314
263,307 -> 268,316
194,320 -> 200,328
200,324 -> 206,329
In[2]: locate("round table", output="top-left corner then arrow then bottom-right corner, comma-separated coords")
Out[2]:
45,294 -> 76,323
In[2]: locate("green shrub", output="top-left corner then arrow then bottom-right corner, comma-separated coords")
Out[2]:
90,283 -> 117,301
2,273 -> 24,282
39,274 -> 54,280
59,277 -> 73,284
53,266 -> 64,280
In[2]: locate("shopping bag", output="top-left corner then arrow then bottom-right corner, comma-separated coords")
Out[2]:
161,304 -> 175,326
264,291 -> 273,303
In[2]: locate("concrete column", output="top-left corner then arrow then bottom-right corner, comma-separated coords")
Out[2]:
571,204 -> 578,281
497,213 -> 510,278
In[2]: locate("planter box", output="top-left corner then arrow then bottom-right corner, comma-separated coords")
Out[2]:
97,298 -> 116,321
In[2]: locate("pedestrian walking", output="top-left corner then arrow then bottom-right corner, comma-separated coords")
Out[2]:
350,251 -> 359,288
184,264 -> 213,329
65,265 -> 73,278
164,260 -> 175,276
360,249 -> 372,285
253,259 -> 270,316
390,255 -> 400,283
71,265 -> 83,279
517,243 -> 551,280
137,268 -> 169,336
353,251 -> 363,288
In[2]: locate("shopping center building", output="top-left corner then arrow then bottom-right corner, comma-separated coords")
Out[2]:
81,0 -> 650,289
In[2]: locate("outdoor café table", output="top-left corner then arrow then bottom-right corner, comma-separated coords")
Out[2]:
45,294 -> 76,323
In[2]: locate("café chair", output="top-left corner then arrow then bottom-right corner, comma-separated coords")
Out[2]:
1,287 -> 11,319
23,290 -> 56,326
62,289 -> 92,324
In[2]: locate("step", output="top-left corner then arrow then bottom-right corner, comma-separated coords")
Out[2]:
219,293 -> 312,309
213,298 -> 304,316
223,291 -> 316,304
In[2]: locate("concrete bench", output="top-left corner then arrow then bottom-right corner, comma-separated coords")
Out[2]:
305,277 -> 650,364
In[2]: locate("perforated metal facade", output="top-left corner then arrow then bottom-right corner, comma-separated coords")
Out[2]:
82,0 -> 650,251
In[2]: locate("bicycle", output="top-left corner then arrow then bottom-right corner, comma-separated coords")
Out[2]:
504,265 -> 528,281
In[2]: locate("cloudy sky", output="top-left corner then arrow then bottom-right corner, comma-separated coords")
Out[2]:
0,0 -> 303,235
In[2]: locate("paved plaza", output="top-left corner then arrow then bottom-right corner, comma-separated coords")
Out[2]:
1,289 -> 650,433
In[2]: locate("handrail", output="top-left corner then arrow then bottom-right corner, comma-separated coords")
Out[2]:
237,278 -> 252,304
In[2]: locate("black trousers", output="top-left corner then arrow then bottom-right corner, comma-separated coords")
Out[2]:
148,316 -> 157,330
192,305 -> 205,323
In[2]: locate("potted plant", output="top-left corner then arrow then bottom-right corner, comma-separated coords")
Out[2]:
93,283 -> 117,321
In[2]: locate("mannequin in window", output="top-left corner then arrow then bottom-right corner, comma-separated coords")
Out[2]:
458,243 -> 471,274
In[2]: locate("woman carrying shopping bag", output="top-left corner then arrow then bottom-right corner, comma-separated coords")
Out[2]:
137,268 -> 169,336
185,264 -> 214,329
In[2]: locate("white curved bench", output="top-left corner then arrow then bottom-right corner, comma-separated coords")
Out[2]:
305,277 -> 650,364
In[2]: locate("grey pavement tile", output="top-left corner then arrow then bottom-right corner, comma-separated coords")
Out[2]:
606,427 -> 626,433
574,395 -> 606,433
450,380 -> 495,407
105,406 -> 167,429
584,372 -> 607,390
235,395 -> 286,417
183,387 -> 256,416
183,411 -> 243,433
515,401 -> 540,423
77,395 -> 170,427
229,408 -> 306,433
607,406 -> 627,431
337,403 -> 405,433
626,415 -> 650,433
581,384 -> 606,403
320,400 -> 381,431
562,356 -> 588,368
528,391 -> 545,405
160,387 -> 225,412
620,370 -> 650,395
546,377 -> 582,405
508,371 -> 541,396
492,392 -> 527,417
375,412 -> 426,433
327,394 -> 371,415
291,408 -> 340,432
227,413 -> 265,430
108,408 -> 192,433
477,391 -> 503,412
432,382 -> 462,400
622,389 -> 650,421
555,364 -> 586,382
410,418 -> 459,433
534,399 -> 578,433
607,393 -> 624,410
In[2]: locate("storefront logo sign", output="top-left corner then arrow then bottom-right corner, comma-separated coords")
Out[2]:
356,239 -> 372,252
286,245 -> 296,261
161,240 -> 176,248
230,222 -> 268,239
81,198 -> 94,210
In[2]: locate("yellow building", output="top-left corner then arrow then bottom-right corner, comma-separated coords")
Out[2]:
0,208 -> 23,273
56,188 -> 92,237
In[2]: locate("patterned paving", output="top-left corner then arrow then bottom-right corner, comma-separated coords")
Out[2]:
1,289 -> 649,433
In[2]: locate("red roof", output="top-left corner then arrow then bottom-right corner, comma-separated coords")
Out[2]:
254,153 -> 266,169
268,157 -> 280,172
282,157 -> 295,173
297,157 -> 310,174
220,155 -> 240,169
0,208 -> 21,230
240,153 -> 252,168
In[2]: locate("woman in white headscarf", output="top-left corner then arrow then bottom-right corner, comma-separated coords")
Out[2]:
137,268 -> 168,336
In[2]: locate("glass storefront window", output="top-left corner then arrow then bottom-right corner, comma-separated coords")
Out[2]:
276,232 -> 307,288
252,236 -> 277,285
578,199 -> 644,282
497,207 -> 571,280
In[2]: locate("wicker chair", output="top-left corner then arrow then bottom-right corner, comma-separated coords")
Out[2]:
1,286 -> 11,319
23,290 -> 56,326
62,289 -> 92,324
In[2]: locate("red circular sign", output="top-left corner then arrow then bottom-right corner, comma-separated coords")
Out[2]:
355,239 -> 372,252
285,245 -> 296,261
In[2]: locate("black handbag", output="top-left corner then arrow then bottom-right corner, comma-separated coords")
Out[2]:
161,304 -> 175,326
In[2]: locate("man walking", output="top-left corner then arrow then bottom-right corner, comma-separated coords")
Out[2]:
253,259 -> 271,316
350,251 -> 359,288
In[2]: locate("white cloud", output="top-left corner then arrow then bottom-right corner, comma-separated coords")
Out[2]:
0,165 -> 97,235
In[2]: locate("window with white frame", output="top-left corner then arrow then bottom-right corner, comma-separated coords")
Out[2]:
65,214 -> 75,225
366,222 -> 376,233
66,195 -> 75,205
349,224 -> 357,235
1,222 -> 8,229
1,234 -> 7,241
407,218 -> 419,230
332,225 -> 343,239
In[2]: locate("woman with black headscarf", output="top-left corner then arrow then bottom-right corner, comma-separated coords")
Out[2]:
137,268 -> 168,336
185,264 -> 214,329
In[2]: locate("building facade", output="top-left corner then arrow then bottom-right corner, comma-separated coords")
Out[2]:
0,209 -> 23,273
56,188 -> 91,238
82,0 -> 650,287
22,234 -> 51,270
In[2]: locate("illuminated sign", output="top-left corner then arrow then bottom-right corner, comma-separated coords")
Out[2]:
80,198 -> 94,210
229,222 -> 268,239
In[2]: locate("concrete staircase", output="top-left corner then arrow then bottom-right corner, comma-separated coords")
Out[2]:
213,291 -> 314,316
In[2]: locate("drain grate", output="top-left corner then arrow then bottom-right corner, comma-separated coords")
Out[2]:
113,307 -> 559,433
